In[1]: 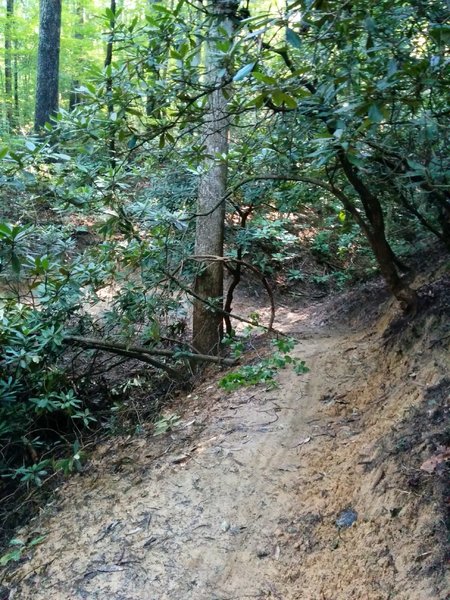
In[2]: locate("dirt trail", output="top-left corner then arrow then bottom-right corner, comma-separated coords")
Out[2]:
3,293 -> 449,600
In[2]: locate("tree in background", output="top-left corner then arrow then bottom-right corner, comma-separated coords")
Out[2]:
104,0 -> 117,166
68,1 -> 85,112
34,0 -> 62,130
4,0 -> 14,130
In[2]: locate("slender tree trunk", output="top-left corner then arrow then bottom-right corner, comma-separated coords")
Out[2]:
13,37 -> 19,122
34,0 -> 62,131
105,0 -> 117,167
69,2 -> 84,111
5,0 -> 14,130
104,0 -> 116,78
338,152 -> 418,311
146,0 -> 158,116
69,81 -> 81,112
433,191 -> 450,250
192,0 -> 239,355
0,71 -> 4,126
439,202 -> 450,249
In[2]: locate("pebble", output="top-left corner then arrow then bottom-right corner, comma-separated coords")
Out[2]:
335,508 -> 358,529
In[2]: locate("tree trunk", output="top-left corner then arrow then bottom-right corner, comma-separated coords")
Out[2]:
13,37 -> 19,122
105,0 -> 117,167
69,2 -> 84,111
367,228 -> 417,310
5,0 -> 14,130
192,0 -> 239,355
436,194 -> 450,251
146,0 -> 158,116
69,82 -> 81,112
338,152 -> 418,312
34,0 -> 62,131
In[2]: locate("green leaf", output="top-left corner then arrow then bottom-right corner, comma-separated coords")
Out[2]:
127,135 -> 137,149
53,153 -> 71,162
272,90 -> 297,109
153,4 -> 172,14
0,549 -> 23,566
8,151 -> 23,165
406,159 -> 424,173
247,93 -> 267,108
28,535 -> 47,548
11,253 -> 21,274
174,0 -> 185,15
0,223 -> 13,237
368,104 -> 383,123
429,24 -> 450,45
347,153 -> 365,168
125,107 -> 143,117
286,27 -> 302,49
364,17 -> 377,33
252,72 -> 277,85
105,7 -> 117,21
387,59 -> 398,77
233,62 -> 256,82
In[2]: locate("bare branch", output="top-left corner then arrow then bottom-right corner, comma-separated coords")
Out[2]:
63,335 -> 238,371
190,254 -> 276,330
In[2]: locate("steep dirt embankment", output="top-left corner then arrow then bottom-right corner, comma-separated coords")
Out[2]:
1,278 -> 449,600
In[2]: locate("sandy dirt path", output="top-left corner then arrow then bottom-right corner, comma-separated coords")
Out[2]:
3,298 -> 449,600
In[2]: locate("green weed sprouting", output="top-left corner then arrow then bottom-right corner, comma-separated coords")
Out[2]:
219,333 -> 309,392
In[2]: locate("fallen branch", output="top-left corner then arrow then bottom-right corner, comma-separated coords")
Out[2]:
63,336 -> 238,372
64,337 -> 180,378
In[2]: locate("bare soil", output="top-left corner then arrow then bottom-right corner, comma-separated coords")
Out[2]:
1,276 -> 449,600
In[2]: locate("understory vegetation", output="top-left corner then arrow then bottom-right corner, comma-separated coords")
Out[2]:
0,0 -> 449,548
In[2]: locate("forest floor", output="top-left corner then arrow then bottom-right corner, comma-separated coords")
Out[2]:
1,262 -> 449,600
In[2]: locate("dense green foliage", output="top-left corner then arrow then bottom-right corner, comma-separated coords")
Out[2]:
0,0 -> 448,520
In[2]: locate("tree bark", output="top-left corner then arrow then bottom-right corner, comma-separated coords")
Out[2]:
69,2 -> 84,111
13,37 -> 19,121
146,0 -> 158,116
105,0 -> 117,167
192,0 -> 239,355
436,194 -> 450,250
34,0 -> 62,131
223,207 -> 251,335
5,0 -> 14,129
338,152 -> 418,312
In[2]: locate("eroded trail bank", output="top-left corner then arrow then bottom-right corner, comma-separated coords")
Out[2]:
2,286 -> 449,600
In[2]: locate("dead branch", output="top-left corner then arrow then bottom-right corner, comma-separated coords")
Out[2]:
63,336 -> 238,373
191,255 -> 276,331
163,269 -> 282,333
64,337 -> 180,378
